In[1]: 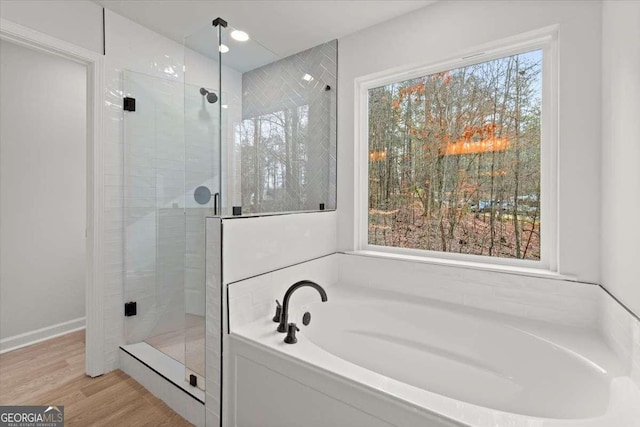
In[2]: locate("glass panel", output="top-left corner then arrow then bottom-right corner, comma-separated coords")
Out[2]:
181,21 -> 339,423
123,70 -> 187,364
183,23 -> 223,388
183,81 -> 218,382
227,35 -> 338,214
185,26 -> 339,218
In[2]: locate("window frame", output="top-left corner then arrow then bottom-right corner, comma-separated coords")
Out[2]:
354,27 -> 559,272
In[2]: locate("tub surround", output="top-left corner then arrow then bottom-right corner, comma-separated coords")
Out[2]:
227,254 -> 338,332
221,211 -> 338,284
227,253 -> 640,426
204,211 -> 338,425
337,253 -> 601,329
229,253 -> 602,331
229,336 -> 458,427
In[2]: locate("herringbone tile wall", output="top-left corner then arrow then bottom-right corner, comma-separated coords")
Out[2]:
239,40 -> 337,213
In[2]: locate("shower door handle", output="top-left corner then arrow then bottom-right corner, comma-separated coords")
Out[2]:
213,192 -> 220,216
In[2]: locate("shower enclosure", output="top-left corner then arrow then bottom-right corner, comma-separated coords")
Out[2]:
121,17 -> 337,425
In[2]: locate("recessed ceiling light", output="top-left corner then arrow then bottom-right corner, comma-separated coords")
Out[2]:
219,44 -> 229,53
302,74 -> 314,82
222,105 -> 228,109
231,30 -> 249,42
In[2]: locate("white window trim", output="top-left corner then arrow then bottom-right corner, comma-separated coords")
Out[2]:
354,26 -> 559,274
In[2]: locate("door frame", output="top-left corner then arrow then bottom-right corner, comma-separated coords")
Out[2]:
0,18 -> 105,377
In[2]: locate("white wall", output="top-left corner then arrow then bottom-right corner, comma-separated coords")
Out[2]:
2,4 -> 243,371
337,0 -> 602,283
0,40 -> 86,342
0,0 -> 103,54
601,0 -> 640,316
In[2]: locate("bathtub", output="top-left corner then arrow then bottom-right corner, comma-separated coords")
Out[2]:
229,286 -> 640,427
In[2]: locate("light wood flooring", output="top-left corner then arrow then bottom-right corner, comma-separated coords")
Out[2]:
0,331 -> 192,426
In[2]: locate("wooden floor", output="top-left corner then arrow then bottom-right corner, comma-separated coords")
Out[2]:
0,331 -> 192,426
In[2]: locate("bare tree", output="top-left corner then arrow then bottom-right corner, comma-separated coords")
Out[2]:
367,50 -> 542,260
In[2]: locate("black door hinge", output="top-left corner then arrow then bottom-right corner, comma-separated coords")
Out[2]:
123,97 -> 136,112
124,301 -> 137,316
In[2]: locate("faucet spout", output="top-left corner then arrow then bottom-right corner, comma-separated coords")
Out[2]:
277,280 -> 327,333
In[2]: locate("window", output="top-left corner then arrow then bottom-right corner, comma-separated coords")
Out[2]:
365,48 -> 549,264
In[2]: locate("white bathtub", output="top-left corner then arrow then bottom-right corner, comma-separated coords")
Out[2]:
230,286 -> 640,427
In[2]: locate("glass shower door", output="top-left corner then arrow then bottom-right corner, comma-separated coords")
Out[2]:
123,70 -> 187,364
123,63 -> 218,393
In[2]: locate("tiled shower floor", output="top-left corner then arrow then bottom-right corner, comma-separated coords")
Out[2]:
145,314 -> 205,377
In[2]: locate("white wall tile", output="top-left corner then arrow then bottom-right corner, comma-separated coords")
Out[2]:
228,251 -> 603,332
119,348 -> 205,425
222,211 -> 337,284
600,289 -> 640,382
632,320 -> 640,387
337,253 -> 600,328
204,218 -> 222,422
228,255 -> 338,331
205,408 -> 220,427
186,397 -> 206,427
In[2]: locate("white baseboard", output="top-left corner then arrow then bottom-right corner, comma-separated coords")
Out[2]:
0,317 -> 86,354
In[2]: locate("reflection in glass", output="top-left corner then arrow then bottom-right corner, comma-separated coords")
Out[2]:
234,40 -> 338,213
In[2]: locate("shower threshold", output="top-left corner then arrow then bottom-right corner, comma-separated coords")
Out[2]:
120,342 -> 205,403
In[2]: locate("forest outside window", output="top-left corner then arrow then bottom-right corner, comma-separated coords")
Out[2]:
367,49 -> 544,262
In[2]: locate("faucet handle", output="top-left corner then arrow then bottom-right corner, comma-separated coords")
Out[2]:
272,300 -> 282,323
284,322 -> 300,344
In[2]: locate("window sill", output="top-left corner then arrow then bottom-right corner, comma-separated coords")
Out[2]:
347,250 -> 578,282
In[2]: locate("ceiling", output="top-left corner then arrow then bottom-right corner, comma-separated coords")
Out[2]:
95,0 -> 435,60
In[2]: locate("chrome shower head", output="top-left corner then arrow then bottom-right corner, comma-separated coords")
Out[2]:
200,88 -> 218,104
